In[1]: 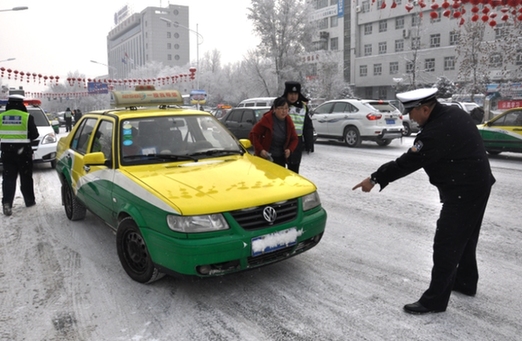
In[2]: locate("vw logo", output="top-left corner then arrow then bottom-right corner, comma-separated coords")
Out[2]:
263,206 -> 277,224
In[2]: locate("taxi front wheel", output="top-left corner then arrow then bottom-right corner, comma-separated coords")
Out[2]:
116,217 -> 165,284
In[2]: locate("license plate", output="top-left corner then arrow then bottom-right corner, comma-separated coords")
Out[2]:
385,119 -> 395,124
251,227 -> 299,257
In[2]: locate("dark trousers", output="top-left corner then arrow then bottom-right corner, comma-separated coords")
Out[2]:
419,187 -> 492,311
65,117 -> 72,132
1,147 -> 35,207
287,137 -> 304,174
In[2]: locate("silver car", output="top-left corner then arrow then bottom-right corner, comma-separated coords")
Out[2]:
311,99 -> 404,147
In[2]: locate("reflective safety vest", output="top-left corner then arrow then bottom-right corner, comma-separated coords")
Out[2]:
288,104 -> 307,136
0,109 -> 30,144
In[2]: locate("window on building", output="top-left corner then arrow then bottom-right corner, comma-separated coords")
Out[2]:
374,63 -> 382,76
174,44 -> 180,50
449,31 -> 459,46
360,65 -> 368,77
167,43 -> 171,49
379,20 -> 388,32
495,23 -> 510,39
331,37 -> 339,51
174,33 -> 180,39
425,58 -> 435,72
428,34 -> 440,48
364,44 -> 372,56
377,0 -> 385,9
395,39 -> 404,52
411,37 -> 420,49
489,53 -> 502,67
364,23 -> 373,35
444,56 -> 455,70
396,16 -> 404,29
412,13 -> 421,26
390,62 -> 399,75
168,54 -> 172,61
167,32 -> 171,38
378,42 -> 387,54
317,18 -> 328,30
362,1 -> 370,13
379,87 -> 387,99
516,50 -> 522,66
331,16 -> 338,28
406,61 -> 414,73
330,0 -> 337,4
316,0 -> 329,8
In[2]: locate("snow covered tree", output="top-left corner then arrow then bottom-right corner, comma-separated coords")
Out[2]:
433,76 -> 457,99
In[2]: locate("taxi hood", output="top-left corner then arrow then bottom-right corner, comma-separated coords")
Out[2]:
123,156 -> 316,216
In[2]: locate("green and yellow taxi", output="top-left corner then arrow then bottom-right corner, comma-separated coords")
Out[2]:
477,107 -> 522,155
55,87 -> 327,283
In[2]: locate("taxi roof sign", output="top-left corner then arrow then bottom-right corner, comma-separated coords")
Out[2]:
110,87 -> 184,108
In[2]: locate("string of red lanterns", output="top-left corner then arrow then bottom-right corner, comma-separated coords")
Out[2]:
0,67 -> 198,88
376,0 -> 522,26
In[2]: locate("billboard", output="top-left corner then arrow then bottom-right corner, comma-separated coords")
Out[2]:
190,90 -> 207,105
88,82 -> 109,94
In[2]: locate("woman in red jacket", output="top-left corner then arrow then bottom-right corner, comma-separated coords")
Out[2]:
249,97 -> 299,169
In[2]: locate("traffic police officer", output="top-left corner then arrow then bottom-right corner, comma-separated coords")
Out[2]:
282,81 -> 314,174
0,94 -> 39,216
352,88 -> 495,314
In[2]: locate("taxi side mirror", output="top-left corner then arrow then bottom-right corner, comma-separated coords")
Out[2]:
84,152 -> 107,166
239,139 -> 252,149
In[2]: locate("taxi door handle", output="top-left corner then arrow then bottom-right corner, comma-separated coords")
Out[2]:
83,166 -> 91,172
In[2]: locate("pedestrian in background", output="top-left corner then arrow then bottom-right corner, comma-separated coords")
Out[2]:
73,108 -> 82,125
282,81 -> 314,174
0,95 -> 40,216
249,96 -> 298,168
64,107 -> 73,132
352,88 -> 495,314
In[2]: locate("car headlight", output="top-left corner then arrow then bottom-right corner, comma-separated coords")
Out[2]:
42,133 -> 57,144
167,214 -> 229,233
302,191 -> 321,211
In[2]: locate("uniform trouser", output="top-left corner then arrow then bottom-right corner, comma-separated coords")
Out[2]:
65,117 -> 72,132
1,148 -> 35,207
418,187 -> 492,311
287,137 -> 303,174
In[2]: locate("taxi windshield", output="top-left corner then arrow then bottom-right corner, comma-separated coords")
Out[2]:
120,114 -> 243,164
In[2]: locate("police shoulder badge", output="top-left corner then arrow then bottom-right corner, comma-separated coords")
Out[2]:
411,140 -> 424,152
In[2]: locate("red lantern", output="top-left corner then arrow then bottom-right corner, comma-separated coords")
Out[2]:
482,14 -> 490,21
471,6 -> 480,12
459,17 -> 465,25
405,3 -> 414,11
490,12 -> 497,18
454,11 -> 462,18
13,70 -> 19,80
472,14 -> 480,21
489,20 -> 497,26
442,1 -> 451,8
482,7 -> 490,14
55,76 -> 59,85
501,14 -> 509,20
431,3 -> 440,9
430,11 -> 439,18
452,1 -> 460,9
418,0 -> 426,7
0,67 -> 5,77
391,1 -> 397,8
443,9 -> 452,16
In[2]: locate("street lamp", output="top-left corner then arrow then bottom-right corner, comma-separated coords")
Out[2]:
0,6 -> 29,12
0,58 -> 16,63
159,17 -> 203,89
90,60 -> 117,77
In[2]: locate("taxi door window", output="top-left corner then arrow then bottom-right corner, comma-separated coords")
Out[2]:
91,120 -> 114,161
242,110 -> 255,124
226,110 -> 242,123
71,118 -> 97,154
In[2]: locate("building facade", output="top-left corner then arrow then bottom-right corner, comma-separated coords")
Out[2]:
107,4 -> 190,80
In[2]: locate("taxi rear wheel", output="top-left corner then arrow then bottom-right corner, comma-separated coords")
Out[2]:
116,217 -> 164,284
63,181 -> 86,221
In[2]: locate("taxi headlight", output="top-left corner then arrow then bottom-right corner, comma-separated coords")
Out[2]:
167,214 -> 229,233
42,133 -> 57,144
302,191 -> 321,211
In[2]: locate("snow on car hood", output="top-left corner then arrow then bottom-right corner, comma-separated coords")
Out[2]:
123,156 -> 316,215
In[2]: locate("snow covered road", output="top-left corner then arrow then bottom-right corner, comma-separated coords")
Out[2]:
1,136 -> 521,341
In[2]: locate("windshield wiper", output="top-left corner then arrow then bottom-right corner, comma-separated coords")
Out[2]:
189,149 -> 243,157
126,153 -> 198,161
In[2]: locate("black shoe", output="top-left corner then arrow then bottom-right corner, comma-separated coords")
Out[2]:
403,301 -> 445,315
3,203 -> 12,216
26,201 -> 36,208
452,285 -> 476,297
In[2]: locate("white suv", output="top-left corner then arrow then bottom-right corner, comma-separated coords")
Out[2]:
311,99 -> 404,147
0,99 -> 58,168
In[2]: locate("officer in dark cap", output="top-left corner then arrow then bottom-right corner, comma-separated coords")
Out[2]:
0,94 -> 39,216
353,88 -> 495,314
281,81 -> 314,174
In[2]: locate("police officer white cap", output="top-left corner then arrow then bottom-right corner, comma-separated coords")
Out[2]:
8,94 -> 25,102
396,88 -> 438,114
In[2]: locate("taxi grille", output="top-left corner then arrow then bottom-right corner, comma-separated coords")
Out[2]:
229,199 -> 298,230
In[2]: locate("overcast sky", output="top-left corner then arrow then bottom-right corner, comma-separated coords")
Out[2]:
0,0 -> 259,92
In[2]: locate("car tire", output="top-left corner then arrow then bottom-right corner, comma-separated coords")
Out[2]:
376,138 -> 392,146
50,159 -> 57,169
343,127 -> 361,147
62,181 -> 86,221
116,217 -> 164,284
402,123 -> 411,137
486,149 -> 501,155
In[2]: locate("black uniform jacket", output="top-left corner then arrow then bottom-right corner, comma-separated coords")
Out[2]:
371,102 -> 495,197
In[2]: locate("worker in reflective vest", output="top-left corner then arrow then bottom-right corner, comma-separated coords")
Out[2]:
0,95 -> 39,216
282,81 -> 314,174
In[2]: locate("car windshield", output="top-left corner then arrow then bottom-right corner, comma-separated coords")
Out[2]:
120,114 -> 244,165
364,102 -> 397,112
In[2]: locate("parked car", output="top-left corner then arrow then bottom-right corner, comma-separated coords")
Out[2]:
476,107 -> 522,155
0,98 -> 58,168
310,99 -> 403,147
389,100 -> 420,136
439,100 -> 480,114
219,107 -> 271,139
237,97 -> 276,108
55,87 -> 327,284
